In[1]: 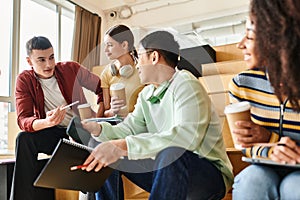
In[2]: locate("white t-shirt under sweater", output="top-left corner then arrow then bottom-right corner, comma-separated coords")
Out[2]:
39,76 -> 73,127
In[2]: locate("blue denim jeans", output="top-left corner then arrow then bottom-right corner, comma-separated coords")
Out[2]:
95,147 -> 225,200
232,165 -> 300,200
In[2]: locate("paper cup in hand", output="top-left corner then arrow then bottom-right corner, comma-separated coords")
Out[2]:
110,83 -> 128,117
224,101 -> 251,150
77,103 -> 92,120
110,83 -> 126,103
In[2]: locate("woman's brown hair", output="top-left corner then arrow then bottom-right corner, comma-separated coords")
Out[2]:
250,0 -> 300,111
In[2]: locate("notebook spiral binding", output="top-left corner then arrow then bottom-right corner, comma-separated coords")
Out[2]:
62,138 -> 93,152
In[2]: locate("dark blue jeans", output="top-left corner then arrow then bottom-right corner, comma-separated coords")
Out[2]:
10,126 -> 68,200
96,147 -> 225,200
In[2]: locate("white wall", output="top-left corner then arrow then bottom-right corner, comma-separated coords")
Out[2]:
71,0 -> 250,64
72,0 -> 249,30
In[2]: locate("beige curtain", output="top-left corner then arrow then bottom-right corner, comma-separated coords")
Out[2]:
72,6 -> 102,71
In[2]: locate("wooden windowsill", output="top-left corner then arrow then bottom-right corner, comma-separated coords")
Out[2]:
0,149 -> 15,159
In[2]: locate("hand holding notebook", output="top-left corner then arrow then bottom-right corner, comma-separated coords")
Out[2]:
34,139 -> 113,192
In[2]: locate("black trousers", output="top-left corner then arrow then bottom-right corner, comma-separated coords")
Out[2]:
9,126 -> 68,200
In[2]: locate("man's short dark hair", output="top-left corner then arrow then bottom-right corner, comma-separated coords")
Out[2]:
139,31 -> 180,68
26,36 -> 53,56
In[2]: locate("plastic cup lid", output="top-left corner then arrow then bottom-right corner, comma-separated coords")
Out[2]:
110,83 -> 125,90
224,101 -> 251,114
77,103 -> 91,109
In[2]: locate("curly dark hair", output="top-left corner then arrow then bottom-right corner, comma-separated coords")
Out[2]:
250,0 -> 300,111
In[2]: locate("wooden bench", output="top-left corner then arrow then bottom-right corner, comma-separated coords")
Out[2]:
202,60 -> 247,76
199,74 -> 249,170
200,60 -> 250,200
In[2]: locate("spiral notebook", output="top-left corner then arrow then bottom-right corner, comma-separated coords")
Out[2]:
34,139 -> 113,192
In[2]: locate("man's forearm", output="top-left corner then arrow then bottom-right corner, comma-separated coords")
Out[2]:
32,118 -> 52,131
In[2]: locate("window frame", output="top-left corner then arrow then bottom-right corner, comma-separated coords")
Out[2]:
0,0 -> 74,151
0,0 -> 74,112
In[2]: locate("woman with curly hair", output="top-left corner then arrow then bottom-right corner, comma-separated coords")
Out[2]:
232,0 -> 300,199
250,0 -> 300,111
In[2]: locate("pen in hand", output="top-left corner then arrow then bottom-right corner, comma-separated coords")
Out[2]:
61,101 -> 79,110
70,164 -> 88,171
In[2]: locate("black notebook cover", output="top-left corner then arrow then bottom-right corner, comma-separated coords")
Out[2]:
34,139 -> 113,192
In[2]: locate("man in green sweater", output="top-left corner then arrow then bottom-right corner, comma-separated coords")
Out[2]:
82,30 -> 233,200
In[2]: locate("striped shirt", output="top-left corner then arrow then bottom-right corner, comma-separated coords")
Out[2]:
229,69 -> 300,157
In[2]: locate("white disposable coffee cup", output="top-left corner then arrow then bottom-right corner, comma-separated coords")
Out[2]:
77,103 -> 92,120
224,101 -> 251,150
110,83 -> 128,117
